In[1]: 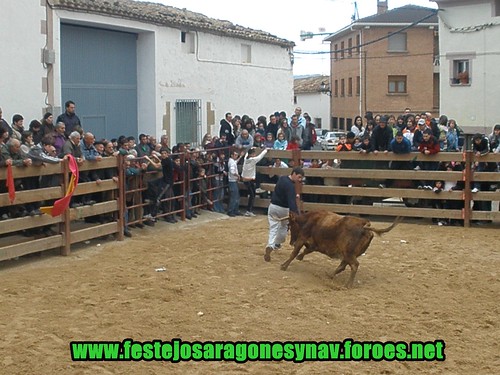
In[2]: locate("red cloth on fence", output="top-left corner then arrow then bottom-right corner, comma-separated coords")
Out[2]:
40,155 -> 79,217
6,164 -> 15,203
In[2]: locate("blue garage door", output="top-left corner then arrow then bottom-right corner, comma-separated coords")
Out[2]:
60,24 -> 137,140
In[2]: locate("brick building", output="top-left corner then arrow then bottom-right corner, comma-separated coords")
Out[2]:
325,1 -> 439,131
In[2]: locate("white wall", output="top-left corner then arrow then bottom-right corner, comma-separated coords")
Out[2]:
0,0 -> 48,123
295,93 -> 331,130
1,1 -> 293,143
438,1 -> 500,132
155,30 -> 293,141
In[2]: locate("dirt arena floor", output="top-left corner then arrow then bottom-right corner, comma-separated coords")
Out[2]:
0,211 -> 499,374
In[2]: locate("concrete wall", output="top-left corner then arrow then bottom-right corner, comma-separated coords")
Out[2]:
1,0 -> 294,144
0,0 -> 48,123
294,93 -> 330,130
437,0 -> 500,132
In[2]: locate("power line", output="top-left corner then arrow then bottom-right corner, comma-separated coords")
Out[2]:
295,10 -> 438,55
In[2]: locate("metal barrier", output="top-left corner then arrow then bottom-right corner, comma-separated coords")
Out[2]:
0,147 -> 230,261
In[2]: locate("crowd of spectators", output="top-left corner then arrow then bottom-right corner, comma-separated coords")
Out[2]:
215,107 -> 499,225
1,102 -> 499,234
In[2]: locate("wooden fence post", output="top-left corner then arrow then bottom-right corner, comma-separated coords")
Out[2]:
293,149 -> 303,213
117,155 -> 125,241
463,150 -> 473,228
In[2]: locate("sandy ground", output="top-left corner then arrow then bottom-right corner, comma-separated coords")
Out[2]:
0,211 -> 499,374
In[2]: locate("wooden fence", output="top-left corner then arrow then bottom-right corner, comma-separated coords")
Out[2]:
1,148 -> 499,262
0,157 -> 123,261
254,149 -> 500,226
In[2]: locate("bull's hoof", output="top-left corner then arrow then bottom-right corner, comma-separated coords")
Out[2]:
296,254 -> 304,261
264,247 -> 273,262
280,264 -> 288,271
344,281 -> 354,289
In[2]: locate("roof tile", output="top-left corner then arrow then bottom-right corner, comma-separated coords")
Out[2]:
51,0 -> 294,47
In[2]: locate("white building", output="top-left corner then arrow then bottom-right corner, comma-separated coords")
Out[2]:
434,0 -> 500,132
1,0 -> 295,143
293,75 -> 331,130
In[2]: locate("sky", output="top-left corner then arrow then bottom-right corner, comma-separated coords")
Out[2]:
136,0 -> 438,76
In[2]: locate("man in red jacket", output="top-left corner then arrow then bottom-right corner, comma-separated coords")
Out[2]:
418,129 -> 440,189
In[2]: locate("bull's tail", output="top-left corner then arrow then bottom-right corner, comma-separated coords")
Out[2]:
366,216 -> 402,236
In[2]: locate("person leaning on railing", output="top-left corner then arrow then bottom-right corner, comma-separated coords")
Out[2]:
417,129 -> 441,190
1,138 -> 36,217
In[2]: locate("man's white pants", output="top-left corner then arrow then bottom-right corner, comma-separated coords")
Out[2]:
267,203 -> 289,249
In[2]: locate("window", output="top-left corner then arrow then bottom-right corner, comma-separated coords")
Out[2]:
356,34 -> 361,54
293,95 -> 297,105
315,118 -> 322,128
388,75 -> 407,93
332,117 -> 339,129
175,99 -> 201,143
340,41 -> 345,59
451,59 -> 470,85
334,80 -> 338,97
346,118 -> 353,129
181,31 -> 195,54
388,32 -> 407,52
334,44 -> 338,60
348,38 -> 353,57
241,44 -> 251,63
348,77 -> 353,96
494,0 -> 500,17
341,79 -> 345,97
356,75 -> 360,96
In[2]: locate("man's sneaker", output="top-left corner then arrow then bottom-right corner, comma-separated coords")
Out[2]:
378,184 -> 386,189
255,188 -> 266,194
471,187 -> 479,193
244,211 -> 256,217
264,246 -> 273,262
414,165 -> 421,171
424,185 -> 433,190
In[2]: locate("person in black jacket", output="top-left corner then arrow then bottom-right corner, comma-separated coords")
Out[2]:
265,167 -> 304,262
371,116 -> 393,153
370,116 -> 393,170
57,100 -> 82,137
219,112 -> 235,145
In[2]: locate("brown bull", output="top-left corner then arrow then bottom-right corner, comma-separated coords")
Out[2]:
281,211 -> 400,288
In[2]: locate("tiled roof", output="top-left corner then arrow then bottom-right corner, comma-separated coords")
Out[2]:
358,5 -> 438,24
294,75 -> 330,94
325,5 -> 438,41
50,0 -> 294,47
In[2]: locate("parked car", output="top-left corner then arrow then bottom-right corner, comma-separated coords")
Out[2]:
320,131 -> 346,150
